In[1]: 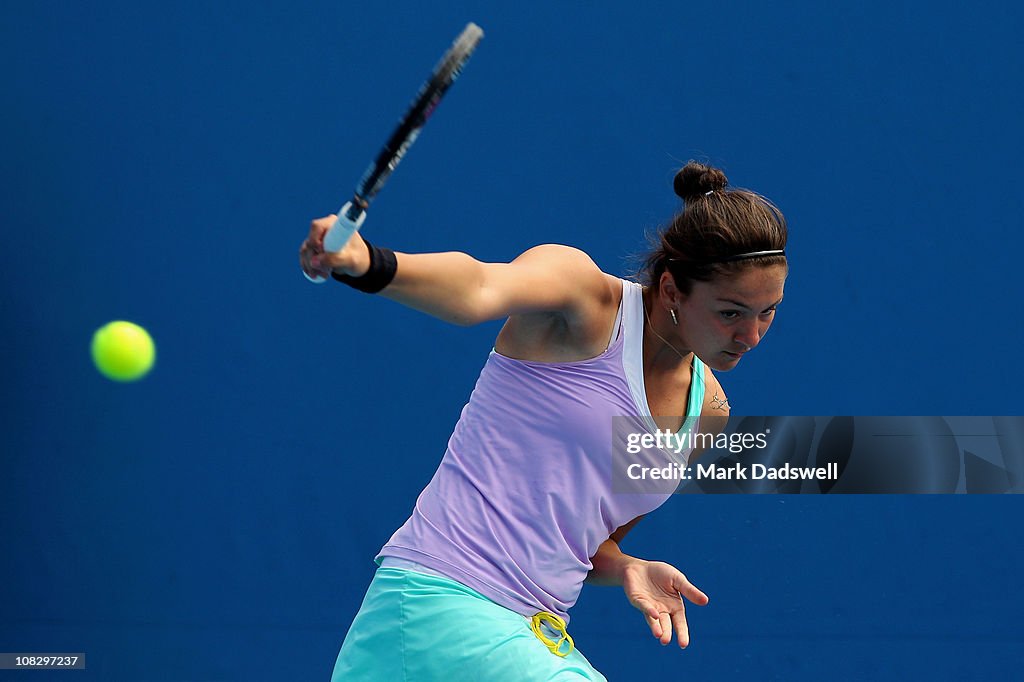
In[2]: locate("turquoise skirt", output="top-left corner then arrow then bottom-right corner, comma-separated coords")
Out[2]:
332,567 -> 607,681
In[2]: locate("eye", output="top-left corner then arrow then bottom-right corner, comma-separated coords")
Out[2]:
760,307 -> 777,318
720,310 -> 741,320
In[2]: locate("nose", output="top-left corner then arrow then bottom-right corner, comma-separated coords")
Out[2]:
734,319 -> 761,351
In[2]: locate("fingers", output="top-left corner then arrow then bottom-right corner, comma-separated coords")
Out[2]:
644,598 -> 692,649
658,611 -> 672,646
675,574 -> 710,606
309,215 -> 336,249
671,606 -> 690,649
646,608 -> 673,646
634,598 -> 663,640
636,598 -> 676,646
299,239 -> 330,280
299,216 -> 337,279
669,573 -> 707,649
670,574 -> 706,648
632,566 -> 708,650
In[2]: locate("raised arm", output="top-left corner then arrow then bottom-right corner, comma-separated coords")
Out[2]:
299,215 -> 611,327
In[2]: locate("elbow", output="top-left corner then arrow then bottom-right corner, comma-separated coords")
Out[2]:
451,281 -> 503,327
447,311 -> 485,327
436,296 -> 492,327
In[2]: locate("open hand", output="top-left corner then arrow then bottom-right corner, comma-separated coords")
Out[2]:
623,560 -> 709,648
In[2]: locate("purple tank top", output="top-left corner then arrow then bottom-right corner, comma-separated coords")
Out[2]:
377,279 -> 705,622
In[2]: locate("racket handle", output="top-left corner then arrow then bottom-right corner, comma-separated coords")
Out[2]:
304,201 -> 368,284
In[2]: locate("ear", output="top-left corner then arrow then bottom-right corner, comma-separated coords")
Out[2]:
657,270 -> 687,307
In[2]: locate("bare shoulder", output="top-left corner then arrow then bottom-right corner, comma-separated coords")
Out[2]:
512,243 -> 593,263
701,368 -> 730,418
494,246 -> 621,362
509,244 -> 615,299
687,367 -> 730,463
492,244 -> 621,313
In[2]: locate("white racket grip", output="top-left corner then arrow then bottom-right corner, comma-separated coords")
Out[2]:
324,202 -> 366,251
304,202 -> 368,283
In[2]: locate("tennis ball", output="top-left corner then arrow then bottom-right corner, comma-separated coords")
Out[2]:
91,321 -> 156,382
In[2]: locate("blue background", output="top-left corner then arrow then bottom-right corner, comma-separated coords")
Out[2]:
2,1 -> 1022,679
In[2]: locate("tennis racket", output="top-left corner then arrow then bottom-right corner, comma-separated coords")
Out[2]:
305,22 -> 484,283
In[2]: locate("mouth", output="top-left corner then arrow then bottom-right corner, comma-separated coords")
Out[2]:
723,350 -> 746,359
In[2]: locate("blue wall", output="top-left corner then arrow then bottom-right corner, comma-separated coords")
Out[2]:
2,2 -> 1021,679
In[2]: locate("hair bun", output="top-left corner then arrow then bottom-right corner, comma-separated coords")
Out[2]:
673,161 -> 729,202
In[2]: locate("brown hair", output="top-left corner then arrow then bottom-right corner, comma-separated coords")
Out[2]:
641,161 -> 788,294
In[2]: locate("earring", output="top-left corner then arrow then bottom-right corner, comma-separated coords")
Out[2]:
669,309 -> 678,326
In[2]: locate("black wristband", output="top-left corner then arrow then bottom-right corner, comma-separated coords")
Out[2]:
331,238 -> 398,293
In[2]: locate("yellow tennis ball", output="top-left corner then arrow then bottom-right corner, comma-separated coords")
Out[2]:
91,321 -> 156,382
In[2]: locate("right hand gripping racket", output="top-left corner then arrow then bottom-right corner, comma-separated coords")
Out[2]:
305,22 -> 484,282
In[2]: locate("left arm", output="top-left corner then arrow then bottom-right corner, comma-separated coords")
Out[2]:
587,516 -> 709,648
586,516 -> 645,586
585,371 -> 727,646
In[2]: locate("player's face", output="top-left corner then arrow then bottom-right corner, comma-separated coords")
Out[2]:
676,264 -> 787,372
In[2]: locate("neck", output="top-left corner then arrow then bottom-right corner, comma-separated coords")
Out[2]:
641,287 -> 693,371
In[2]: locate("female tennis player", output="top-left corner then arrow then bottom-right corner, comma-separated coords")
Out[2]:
300,161 -> 788,680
